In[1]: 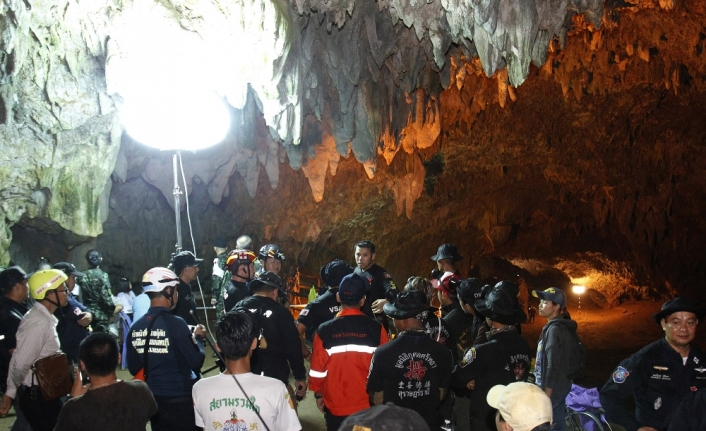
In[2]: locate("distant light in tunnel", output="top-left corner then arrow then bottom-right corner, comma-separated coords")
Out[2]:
572,285 -> 586,295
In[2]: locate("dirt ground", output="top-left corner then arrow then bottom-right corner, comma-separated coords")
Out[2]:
0,299 -> 702,430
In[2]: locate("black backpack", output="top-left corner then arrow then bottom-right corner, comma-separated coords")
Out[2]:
544,320 -> 586,380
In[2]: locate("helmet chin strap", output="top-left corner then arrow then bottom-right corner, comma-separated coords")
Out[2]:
240,264 -> 253,282
162,285 -> 177,309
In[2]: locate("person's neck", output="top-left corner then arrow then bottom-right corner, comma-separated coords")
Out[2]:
666,338 -> 691,358
39,299 -> 58,314
5,293 -> 24,304
224,357 -> 251,375
89,373 -> 120,389
360,262 -> 375,271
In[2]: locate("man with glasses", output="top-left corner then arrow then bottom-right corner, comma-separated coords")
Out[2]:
600,297 -> 706,431
0,269 -> 71,431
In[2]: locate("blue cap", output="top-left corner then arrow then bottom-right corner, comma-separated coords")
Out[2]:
531,287 -> 566,309
338,273 -> 368,302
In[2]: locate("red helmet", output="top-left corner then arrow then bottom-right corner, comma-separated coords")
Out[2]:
225,249 -> 257,272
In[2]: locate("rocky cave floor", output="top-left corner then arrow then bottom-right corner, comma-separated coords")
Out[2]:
0,299 -> 702,431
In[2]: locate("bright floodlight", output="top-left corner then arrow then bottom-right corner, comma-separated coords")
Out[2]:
120,89 -> 230,151
572,285 -> 586,295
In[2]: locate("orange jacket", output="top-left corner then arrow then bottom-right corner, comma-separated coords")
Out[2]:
309,308 -> 389,416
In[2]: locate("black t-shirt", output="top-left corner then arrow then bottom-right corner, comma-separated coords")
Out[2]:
235,295 -> 306,383
171,280 -> 199,325
55,296 -> 90,363
223,279 -> 250,313
296,288 -> 340,342
355,264 -> 398,310
452,327 -> 531,427
367,331 -> 454,429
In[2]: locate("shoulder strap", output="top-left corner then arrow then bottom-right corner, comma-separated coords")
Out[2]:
142,310 -> 166,381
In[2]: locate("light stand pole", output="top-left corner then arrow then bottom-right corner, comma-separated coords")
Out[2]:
172,151 -> 183,254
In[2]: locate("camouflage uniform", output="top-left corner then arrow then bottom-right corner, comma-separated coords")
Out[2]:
211,252 -> 228,319
214,270 -> 231,320
80,268 -> 115,333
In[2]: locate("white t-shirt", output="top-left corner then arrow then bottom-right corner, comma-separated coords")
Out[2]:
192,372 -> 301,431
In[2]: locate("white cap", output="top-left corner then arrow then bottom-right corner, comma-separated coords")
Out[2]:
487,382 -> 552,431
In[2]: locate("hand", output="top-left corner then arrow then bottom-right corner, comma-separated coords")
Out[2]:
71,365 -> 88,398
193,324 -> 206,339
0,395 -> 13,417
211,298 -> 217,305
371,299 -> 388,314
315,397 -> 325,412
77,312 -> 93,327
466,380 -> 475,390
295,380 -> 307,400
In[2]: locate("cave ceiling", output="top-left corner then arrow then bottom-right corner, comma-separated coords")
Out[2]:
1,0 -> 705,304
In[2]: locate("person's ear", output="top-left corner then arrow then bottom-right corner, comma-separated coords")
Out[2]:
250,337 -> 257,351
359,296 -> 366,307
79,360 -> 86,372
336,293 -> 341,303
371,253 -> 376,261
661,318 -> 667,331
116,354 -> 121,366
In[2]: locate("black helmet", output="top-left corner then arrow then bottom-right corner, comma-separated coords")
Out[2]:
258,244 -> 285,262
456,278 -> 485,303
320,260 -> 354,288
250,271 -> 285,293
474,281 -> 527,325
86,249 -> 102,267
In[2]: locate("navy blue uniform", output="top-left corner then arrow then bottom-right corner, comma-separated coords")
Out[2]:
296,288 -> 340,342
600,339 -> 706,431
55,296 -> 90,363
127,307 -> 205,397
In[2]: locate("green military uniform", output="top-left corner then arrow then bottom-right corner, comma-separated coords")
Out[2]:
80,268 -> 115,333
211,252 -> 228,319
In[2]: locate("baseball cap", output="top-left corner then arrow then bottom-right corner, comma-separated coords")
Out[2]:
338,273 -> 368,303
170,251 -> 203,275
52,262 -> 86,277
532,287 -> 566,309
487,382 -> 552,431
339,403 -> 430,431
0,266 -> 29,293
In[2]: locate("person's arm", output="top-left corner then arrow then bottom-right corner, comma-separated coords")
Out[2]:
281,310 -> 307,395
125,328 -> 143,375
452,345 -> 486,388
308,332 -> 329,395
173,319 -> 206,371
274,381 -> 303,431
366,351 -> 385,406
295,322 -> 312,359
599,355 -> 643,431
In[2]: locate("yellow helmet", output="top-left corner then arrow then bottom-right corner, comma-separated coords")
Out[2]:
29,269 -> 68,300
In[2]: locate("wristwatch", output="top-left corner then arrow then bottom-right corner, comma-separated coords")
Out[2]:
314,393 -> 323,399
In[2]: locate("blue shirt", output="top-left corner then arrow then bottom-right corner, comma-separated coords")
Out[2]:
132,293 -> 150,325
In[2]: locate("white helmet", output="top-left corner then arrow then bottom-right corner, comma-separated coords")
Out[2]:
142,267 -> 179,293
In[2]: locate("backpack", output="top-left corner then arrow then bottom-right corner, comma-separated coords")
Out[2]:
544,320 -> 586,380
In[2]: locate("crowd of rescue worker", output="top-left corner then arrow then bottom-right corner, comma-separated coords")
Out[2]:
0,238 -> 703,431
